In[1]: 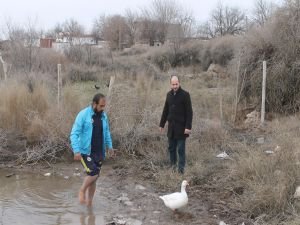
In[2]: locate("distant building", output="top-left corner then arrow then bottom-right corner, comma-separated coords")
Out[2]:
71,35 -> 97,45
40,38 -> 55,48
40,33 -> 108,53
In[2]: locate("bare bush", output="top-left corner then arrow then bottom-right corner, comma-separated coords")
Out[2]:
65,64 -> 98,82
108,74 -> 161,155
239,3 -> 300,113
150,36 -> 236,71
19,139 -> 67,165
210,35 -> 238,66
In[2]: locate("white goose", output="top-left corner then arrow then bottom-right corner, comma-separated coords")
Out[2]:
159,180 -> 189,211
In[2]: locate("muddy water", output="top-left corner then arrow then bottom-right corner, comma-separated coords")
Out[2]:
0,164 -> 212,225
0,169 -> 111,225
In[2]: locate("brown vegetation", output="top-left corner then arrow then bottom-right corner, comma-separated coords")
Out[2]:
2,1 -> 300,224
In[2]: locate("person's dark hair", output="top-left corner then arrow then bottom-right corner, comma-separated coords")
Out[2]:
92,93 -> 105,104
170,75 -> 180,83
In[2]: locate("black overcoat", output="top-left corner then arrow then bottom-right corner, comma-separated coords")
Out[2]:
159,87 -> 193,139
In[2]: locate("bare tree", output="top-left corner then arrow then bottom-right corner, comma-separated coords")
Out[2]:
124,9 -> 139,45
142,0 -> 179,44
253,0 -> 276,26
62,18 -> 85,42
202,3 -> 246,38
3,18 -> 40,73
139,18 -> 158,46
24,18 -> 39,72
92,14 -> 106,39
45,23 -> 64,38
101,15 -> 130,50
176,9 -> 195,38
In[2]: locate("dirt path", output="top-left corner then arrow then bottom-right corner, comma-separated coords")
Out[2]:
59,159 -> 245,225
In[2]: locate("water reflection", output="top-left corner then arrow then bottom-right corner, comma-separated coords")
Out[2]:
0,169 -> 107,225
80,208 -> 95,225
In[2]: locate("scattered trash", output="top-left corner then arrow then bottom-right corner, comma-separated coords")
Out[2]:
216,151 -> 229,159
257,137 -> 264,144
44,173 -> 51,177
294,186 -> 300,198
5,173 -> 15,178
117,194 -> 130,202
135,184 -> 146,190
241,222 -> 245,225
64,176 -> 70,180
275,145 -> 281,151
219,221 -> 227,225
109,216 -> 126,225
73,172 -> 81,177
75,167 -> 79,171
265,150 -> 274,154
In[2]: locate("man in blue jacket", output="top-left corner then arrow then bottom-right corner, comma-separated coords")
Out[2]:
70,93 -> 115,206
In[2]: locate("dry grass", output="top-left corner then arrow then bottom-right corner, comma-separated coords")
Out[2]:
1,21 -> 300,224
0,80 -> 49,131
228,115 -> 300,221
0,78 -> 86,163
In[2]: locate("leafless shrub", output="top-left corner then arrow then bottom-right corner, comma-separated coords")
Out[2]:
150,37 -> 237,72
65,64 -> 98,82
108,73 -> 162,155
35,49 -> 69,74
210,35 -> 238,66
239,3 -> 300,114
19,139 -> 67,165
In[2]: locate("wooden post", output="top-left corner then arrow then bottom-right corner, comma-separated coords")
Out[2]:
57,64 -> 61,107
106,75 -> 115,112
107,76 -> 115,101
261,61 -> 267,124
217,74 -> 223,126
234,55 -> 241,122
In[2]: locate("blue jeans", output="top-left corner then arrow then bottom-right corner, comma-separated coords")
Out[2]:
168,138 -> 186,173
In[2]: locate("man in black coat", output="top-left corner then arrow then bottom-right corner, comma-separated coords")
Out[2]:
159,75 -> 193,174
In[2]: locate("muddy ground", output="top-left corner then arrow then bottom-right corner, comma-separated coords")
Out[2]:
0,156 -> 251,225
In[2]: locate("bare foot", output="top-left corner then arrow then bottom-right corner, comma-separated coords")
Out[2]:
79,190 -> 86,204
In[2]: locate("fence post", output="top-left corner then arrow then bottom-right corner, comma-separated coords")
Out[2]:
57,64 -> 61,107
261,61 -> 267,125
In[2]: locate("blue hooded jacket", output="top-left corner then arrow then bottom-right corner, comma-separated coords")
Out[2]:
70,105 -> 113,159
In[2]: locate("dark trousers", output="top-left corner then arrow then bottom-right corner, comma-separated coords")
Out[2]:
168,138 -> 186,173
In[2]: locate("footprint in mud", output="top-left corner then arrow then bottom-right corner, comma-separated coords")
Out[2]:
173,211 -> 194,221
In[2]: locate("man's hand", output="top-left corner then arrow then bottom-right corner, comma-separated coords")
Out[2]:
108,149 -> 117,159
159,127 -> 164,133
184,129 -> 191,135
74,153 -> 82,161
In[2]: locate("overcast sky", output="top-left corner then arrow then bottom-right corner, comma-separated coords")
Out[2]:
0,0 -> 283,33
